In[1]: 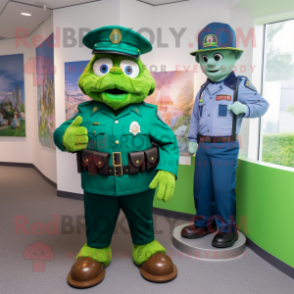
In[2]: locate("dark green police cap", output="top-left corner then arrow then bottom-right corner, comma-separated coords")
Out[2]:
82,25 -> 152,59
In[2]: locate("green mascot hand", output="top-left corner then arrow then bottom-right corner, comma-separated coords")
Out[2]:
187,141 -> 198,155
227,102 -> 247,116
62,116 -> 89,152
149,171 -> 175,202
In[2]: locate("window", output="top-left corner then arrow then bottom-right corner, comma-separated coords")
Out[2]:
260,20 -> 294,168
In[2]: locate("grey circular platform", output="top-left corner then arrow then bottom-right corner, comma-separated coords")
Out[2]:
172,223 -> 247,261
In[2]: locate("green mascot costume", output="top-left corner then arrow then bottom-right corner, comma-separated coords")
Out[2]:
54,26 -> 179,288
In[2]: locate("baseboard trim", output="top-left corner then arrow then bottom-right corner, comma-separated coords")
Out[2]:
246,238 -> 294,279
0,162 -> 57,189
152,207 -> 194,221
57,190 -> 84,201
0,162 -> 33,168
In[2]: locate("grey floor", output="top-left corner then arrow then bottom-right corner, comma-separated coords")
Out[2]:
0,166 -> 293,294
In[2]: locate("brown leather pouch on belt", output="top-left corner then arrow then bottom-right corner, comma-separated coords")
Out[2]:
93,152 -> 110,176
81,150 -> 97,175
128,151 -> 145,174
145,146 -> 159,170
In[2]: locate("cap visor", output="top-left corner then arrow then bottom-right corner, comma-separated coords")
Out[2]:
190,47 -> 243,56
92,47 -> 139,59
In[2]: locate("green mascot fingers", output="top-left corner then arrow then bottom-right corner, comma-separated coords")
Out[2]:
62,116 -> 89,152
54,25 -> 179,288
149,170 -> 175,202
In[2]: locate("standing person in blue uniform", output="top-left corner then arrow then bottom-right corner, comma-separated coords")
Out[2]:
181,22 -> 269,248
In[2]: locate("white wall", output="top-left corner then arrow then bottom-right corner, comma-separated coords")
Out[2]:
0,15 -> 57,183
53,0 -> 254,193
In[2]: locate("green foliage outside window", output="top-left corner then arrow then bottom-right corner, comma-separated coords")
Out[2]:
262,133 -> 294,168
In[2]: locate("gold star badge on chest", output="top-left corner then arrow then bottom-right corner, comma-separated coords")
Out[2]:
129,121 -> 141,136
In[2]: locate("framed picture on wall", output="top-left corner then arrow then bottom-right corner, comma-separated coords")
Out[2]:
36,33 -> 55,148
0,53 -> 25,137
146,70 -> 194,156
64,61 -> 91,121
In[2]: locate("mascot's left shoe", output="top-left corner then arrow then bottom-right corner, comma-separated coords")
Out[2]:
133,240 -> 177,282
140,252 -> 177,282
212,231 -> 238,248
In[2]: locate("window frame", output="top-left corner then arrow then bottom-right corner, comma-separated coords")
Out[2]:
258,19 -> 294,170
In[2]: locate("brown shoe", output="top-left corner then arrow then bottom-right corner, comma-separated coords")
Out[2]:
67,257 -> 105,288
139,252 -> 177,282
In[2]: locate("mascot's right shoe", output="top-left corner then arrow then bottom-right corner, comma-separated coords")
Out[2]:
181,221 -> 217,239
67,257 -> 105,288
67,244 -> 111,288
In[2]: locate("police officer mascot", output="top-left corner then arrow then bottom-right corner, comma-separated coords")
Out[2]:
181,22 -> 269,248
54,26 -> 179,288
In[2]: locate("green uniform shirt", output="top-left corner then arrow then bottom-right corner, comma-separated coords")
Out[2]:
54,101 -> 179,196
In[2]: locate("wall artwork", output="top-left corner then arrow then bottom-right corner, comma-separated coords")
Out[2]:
36,33 -> 55,148
0,54 -> 25,137
146,70 -> 194,156
64,61 -> 91,121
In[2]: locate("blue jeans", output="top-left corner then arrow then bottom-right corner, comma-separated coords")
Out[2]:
193,140 -> 239,233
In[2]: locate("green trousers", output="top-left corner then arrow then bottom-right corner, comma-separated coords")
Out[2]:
84,189 -> 155,248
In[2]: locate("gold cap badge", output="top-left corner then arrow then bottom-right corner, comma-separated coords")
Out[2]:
110,29 -> 122,44
203,34 -> 218,48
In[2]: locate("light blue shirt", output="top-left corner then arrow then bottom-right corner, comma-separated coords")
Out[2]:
188,72 -> 269,141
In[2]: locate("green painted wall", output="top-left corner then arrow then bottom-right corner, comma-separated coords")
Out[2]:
153,155 -> 294,268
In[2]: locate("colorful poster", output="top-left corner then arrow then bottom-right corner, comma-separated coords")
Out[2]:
64,61 -> 91,120
0,54 -> 25,137
146,70 -> 194,156
36,33 -> 55,148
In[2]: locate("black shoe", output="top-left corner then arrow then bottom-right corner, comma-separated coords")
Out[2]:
181,222 -> 217,239
212,231 -> 238,248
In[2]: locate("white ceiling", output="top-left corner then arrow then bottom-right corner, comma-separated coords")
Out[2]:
12,0 -> 100,10
138,0 -> 188,5
0,0 -> 100,39
0,1 -> 52,39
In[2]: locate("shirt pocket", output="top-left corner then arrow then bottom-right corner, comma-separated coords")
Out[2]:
87,124 -> 106,150
198,101 -> 206,117
122,125 -> 149,151
218,104 -> 228,117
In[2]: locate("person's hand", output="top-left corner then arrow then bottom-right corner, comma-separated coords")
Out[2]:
62,116 -> 88,152
228,102 -> 247,115
187,141 -> 198,155
149,171 -> 175,202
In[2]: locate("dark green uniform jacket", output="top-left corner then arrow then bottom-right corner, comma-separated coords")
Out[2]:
54,101 -> 179,196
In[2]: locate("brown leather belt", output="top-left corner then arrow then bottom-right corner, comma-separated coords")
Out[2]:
199,135 -> 236,144
77,145 -> 159,176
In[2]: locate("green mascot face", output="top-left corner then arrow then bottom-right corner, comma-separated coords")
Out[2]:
78,53 -> 156,110
197,49 -> 241,82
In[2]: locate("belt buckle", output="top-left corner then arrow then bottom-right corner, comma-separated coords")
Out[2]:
205,137 -> 211,143
113,152 -> 123,176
